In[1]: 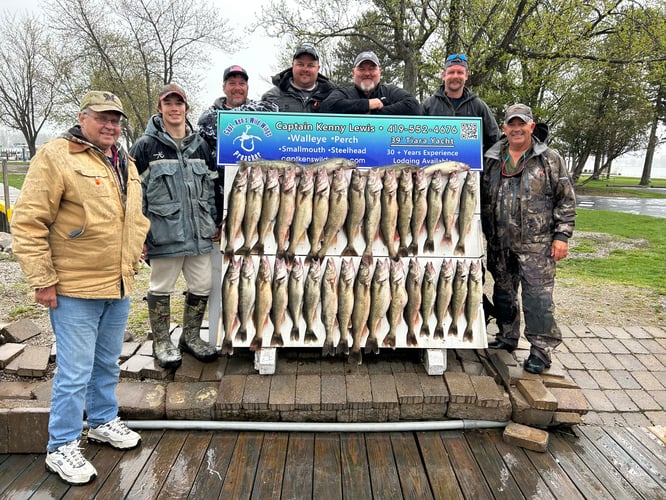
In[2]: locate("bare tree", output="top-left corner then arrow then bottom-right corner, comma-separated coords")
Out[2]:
0,13 -> 63,157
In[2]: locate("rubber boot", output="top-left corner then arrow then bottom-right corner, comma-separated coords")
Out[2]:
179,292 -> 218,362
146,293 -> 182,369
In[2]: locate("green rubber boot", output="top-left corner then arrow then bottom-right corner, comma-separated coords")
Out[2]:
179,293 -> 218,362
146,293 -> 182,369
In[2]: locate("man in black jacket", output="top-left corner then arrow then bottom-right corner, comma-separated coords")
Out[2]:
423,54 -> 499,153
320,51 -> 421,115
261,44 -> 336,112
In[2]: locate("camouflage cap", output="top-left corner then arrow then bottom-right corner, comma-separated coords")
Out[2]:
504,103 -> 533,124
80,91 -> 127,118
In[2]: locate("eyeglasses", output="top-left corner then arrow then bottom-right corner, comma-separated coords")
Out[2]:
446,54 -> 468,62
83,112 -> 122,128
501,154 -> 527,177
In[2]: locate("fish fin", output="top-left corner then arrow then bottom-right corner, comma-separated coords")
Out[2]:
220,339 -> 234,355
250,242 -> 264,255
423,240 -> 434,252
382,334 -> 396,348
290,326 -> 300,342
364,336 -> 379,354
336,339 -> 350,355
322,341 -> 335,357
406,332 -> 418,346
249,335 -> 262,351
463,328 -> 474,342
433,326 -> 444,339
419,324 -> 430,338
235,328 -> 247,342
454,241 -> 465,255
341,245 -> 358,257
304,329 -> 317,343
348,349 -> 362,365
270,332 -> 284,347
407,242 -> 418,255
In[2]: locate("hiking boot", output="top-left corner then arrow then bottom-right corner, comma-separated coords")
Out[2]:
179,293 -> 218,362
146,292 -> 182,369
488,340 -> 516,353
88,417 -> 141,449
45,440 -> 97,485
523,354 -> 552,374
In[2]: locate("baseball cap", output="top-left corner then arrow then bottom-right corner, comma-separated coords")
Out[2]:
158,83 -> 188,104
223,65 -> 249,82
354,51 -> 380,68
293,44 -> 319,60
79,91 -> 127,118
444,54 -> 468,69
504,103 -> 533,124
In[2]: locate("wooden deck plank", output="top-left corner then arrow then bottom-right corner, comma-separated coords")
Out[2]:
0,453 -> 51,499
416,431 -> 464,500
125,430 -> 186,499
60,445 -> 126,500
604,426 -> 666,491
92,429 -> 165,498
561,430 -> 642,500
281,433 -> 315,500
547,432 -> 615,499
157,431 -> 213,499
524,447 -> 584,499
251,432 -> 288,500
582,426 -> 664,499
188,431 -> 238,499
219,432 -> 263,500
464,429 -> 525,500
440,430 -> 494,499
390,432 -> 434,499
625,427 -> 666,465
339,433 -> 373,500
313,433 -> 342,500
365,433 -> 402,498
493,435 -> 556,499
0,454 -> 40,493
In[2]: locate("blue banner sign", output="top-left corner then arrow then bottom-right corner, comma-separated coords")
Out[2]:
217,111 -> 483,169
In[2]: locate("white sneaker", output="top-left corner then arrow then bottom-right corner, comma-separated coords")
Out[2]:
45,440 -> 97,485
87,417 -> 141,449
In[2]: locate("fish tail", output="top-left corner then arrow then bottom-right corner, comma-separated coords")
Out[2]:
424,239 -> 434,252
419,323 -> 430,338
290,326 -> 300,342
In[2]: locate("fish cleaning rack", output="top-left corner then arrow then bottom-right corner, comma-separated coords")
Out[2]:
208,160 -> 487,374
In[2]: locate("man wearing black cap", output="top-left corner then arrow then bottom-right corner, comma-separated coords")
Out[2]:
261,43 -> 337,112
131,83 -> 221,369
423,54 -> 499,153
482,103 -> 576,374
320,50 -> 421,115
197,64 -> 278,163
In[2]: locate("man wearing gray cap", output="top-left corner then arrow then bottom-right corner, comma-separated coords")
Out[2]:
482,103 -> 576,374
320,50 -> 421,115
262,43 -> 337,112
11,91 -> 150,485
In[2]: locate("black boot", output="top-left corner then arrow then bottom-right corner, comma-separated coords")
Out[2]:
179,293 -> 218,362
146,293 -> 182,369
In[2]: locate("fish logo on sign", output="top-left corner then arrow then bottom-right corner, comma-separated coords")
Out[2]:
222,116 -> 273,162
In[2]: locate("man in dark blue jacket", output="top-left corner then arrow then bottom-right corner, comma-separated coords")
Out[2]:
130,83 -> 220,369
320,51 -> 421,115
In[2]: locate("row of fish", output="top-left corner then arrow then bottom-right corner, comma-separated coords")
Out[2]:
219,255 -> 484,364
223,159 -> 479,262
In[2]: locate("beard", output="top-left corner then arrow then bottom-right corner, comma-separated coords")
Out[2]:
357,79 -> 378,93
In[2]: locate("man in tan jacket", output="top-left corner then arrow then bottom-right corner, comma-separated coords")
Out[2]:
11,91 -> 150,486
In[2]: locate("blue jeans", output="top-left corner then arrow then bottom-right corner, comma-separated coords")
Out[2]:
47,295 -> 129,451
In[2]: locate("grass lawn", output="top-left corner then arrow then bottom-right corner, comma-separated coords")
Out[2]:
575,175 -> 666,198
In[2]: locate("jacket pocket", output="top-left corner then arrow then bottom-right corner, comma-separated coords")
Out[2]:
191,160 -> 214,201
196,200 -> 216,240
146,162 -> 179,204
148,202 -> 185,245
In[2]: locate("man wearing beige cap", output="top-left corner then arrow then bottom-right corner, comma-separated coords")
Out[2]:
130,83 -> 220,370
320,50 -> 421,115
482,103 -> 576,374
11,91 -> 150,485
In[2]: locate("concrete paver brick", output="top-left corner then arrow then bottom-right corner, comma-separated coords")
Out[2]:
552,412 -> 582,426
268,374 -> 296,411
422,403 -> 447,420
604,326 -> 632,339
31,380 -> 53,402
366,360 -> 396,374
462,360 -> 485,375
625,326 -> 652,339
243,374 -> 271,410
400,403 -> 424,420
581,411 -> 603,425
447,394 -> 511,422
631,371 -> 664,392
444,372 -> 476,404
643,326 -> 666,338
4,345 -> 51,377
563,338 -> 588,353
580,339 -> 608,353
116,381 -> 166,419
619,339 -> 649,355
166,382 -> 217,419
569,325 -> 595,338
470,376 -> 504,408
503,422 -> 549,452
346,374 -> 373,409
558,325 -> 576,337
656,354 -> 666,369
548,387 -> 589,414
136,341 -> 154,356
588,370 -> 621,390
557,353 -> 584,370
645,411 -> 666,426
225,354 -> 253,375
491,349 -> 518,367
586,325 -> 614,339
583,389 -> 615,412
601,339 -> 630,354
540,376 -> 580,390
200,357 -> 228,381
394,372 -> 424,405
593,353 -> 625,371
0,319 -> 42,343
120,355 -> 153,379
573,353 -> 604,371
216,374 -> 246,410
567,370 -> 600,390
3,404 -> 50,453
509,387 -> 554,427
622,412 -> 652,428
119,342 -> 141,362
370,374 -> 398,409
609,370 -> 641,390
141,358 -> 171,380
625,390 -> 661,411
295,374 -> 321,411
174,354 -> 204,382
651,391 -> 666,409
418,372 -> 449,404
0,381 -> 38,400
599,412 -> 628,426
516,379 -> 558,411
321,374 -> 347,410
0,343 -> 25,369
604,390 -> 639,412
296,358 -> 321,375
640,339 -> 666,355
